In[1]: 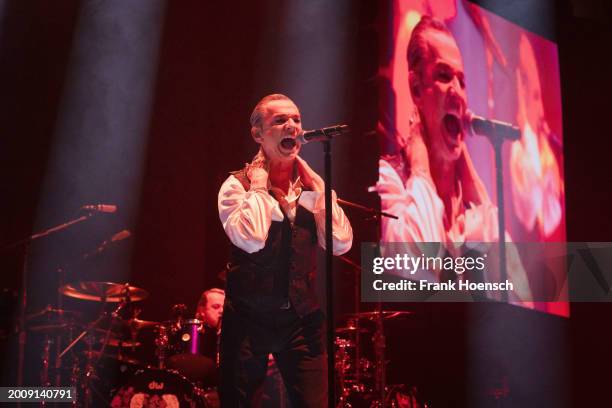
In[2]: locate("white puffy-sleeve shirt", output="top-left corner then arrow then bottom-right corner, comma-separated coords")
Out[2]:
218,174 -> 353,255
374,158 -> 500,245
373,158 -> 532,302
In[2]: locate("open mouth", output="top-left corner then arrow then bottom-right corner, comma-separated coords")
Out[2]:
442,113 -> 462,147
280,138 -> 297,150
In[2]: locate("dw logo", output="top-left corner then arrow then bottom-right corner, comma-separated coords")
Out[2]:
148,381 -> 164,390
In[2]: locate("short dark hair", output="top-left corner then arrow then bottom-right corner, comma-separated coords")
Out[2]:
249,94 -> 294,129
406,16 -> 453,80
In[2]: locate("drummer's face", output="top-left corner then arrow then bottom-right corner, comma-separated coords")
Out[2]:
203,292 -> 224,329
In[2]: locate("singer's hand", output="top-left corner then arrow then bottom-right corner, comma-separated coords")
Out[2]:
457,142 -> 491,206
397,114 -> 431,179
246,149 -> 269,190
296,156 -> 324,193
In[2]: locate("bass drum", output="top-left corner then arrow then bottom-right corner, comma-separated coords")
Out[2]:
110,368 -> 219,408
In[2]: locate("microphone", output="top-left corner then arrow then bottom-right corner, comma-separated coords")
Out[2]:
81,204 -> 117,213
297,124 -> 350,144
464,110 -> 520,141
83,229 -> 131,260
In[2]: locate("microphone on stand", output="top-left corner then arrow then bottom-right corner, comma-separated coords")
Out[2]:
280,125 -> 350,149
82,229 -> 131,260
80,204 -> 118,213
297,124 -> 350,144
464,110 -> 520,141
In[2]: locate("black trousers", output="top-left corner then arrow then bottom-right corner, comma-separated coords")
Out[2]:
219,301 -> 327,407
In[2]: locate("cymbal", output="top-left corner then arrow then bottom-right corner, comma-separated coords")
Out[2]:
345,311 -> 414,320
335,326 -> 370,334
27,306 -> 82,333
28,322 -> 79,333
105,338 -> 141,348
59,281 -> 149,302
90,327 -> 139,347
27,306 -> 82,322
126,318 -> 159,331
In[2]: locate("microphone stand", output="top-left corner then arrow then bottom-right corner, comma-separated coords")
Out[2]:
1,211 -> 98,392
468,115 -> 519,302
489,134 -> 509,302
323,140 -> 335,408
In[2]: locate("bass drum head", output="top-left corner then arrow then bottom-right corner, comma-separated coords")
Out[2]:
166,354 -> 217,387
110,368 -> 209,408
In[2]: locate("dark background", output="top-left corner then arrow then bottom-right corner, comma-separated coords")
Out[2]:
0,1 -> 611,406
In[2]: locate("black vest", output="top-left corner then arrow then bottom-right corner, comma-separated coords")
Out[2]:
225,170 -> 319,317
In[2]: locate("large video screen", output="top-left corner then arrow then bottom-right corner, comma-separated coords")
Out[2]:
375,0 -> 566,316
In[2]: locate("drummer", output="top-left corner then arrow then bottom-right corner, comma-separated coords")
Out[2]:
195,288 -> 225,333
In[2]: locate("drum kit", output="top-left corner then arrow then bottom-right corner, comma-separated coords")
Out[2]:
24,288 -> 428,408
26,281 -> 220,407
28,278 -> 427,407
333,310 -> 428,408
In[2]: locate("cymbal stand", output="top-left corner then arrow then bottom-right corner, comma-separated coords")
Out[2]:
336,254 -> 363,395
337,197 -> 397,407
81,329 -> 111,408
335,338 -> 349,407
373,308 -> 387,406
40,335 -> 53,407
54,267 -> 66,388
69,358 -> 79,408
81,330 -> 97,407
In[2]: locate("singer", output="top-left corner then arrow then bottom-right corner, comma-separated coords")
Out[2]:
373,16 -> 531,300
217,93 -> 352,406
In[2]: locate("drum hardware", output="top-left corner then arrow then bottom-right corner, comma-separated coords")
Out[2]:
154,322 -> 171,369
53,286 -> 140,407
1,205 -> 114,388
26,305 -> 82,333
127,317 -> 160,330
335,310 -> 420,408
5,217 -> 142,404
345,311 -> 414,321
25,306 -> 83,392
336,326 -> 371,335
40,336 -> 53,387
172,303 -> 189,321
57,296 -> 130,360
81,350 -> 142,366
384,384 -> 428,408
26,305 -> 82,322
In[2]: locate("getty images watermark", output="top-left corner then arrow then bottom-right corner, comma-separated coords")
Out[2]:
361,242 -> 612,302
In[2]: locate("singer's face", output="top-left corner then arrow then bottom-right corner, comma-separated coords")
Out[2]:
254,99 -> 302,162
414,29 -> 467,164
198,292 -> 224,329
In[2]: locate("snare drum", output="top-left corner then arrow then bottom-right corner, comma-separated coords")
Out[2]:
110,368 -> 217,408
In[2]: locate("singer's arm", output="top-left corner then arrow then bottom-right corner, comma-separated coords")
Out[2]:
218,174 -> 284,253
295,156 -> 352,255
458,143 -> 492,207
299,190 -> 353,255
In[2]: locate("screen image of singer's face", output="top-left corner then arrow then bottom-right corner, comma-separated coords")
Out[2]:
253,99 -> 302,162
412,28 -> 467,165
